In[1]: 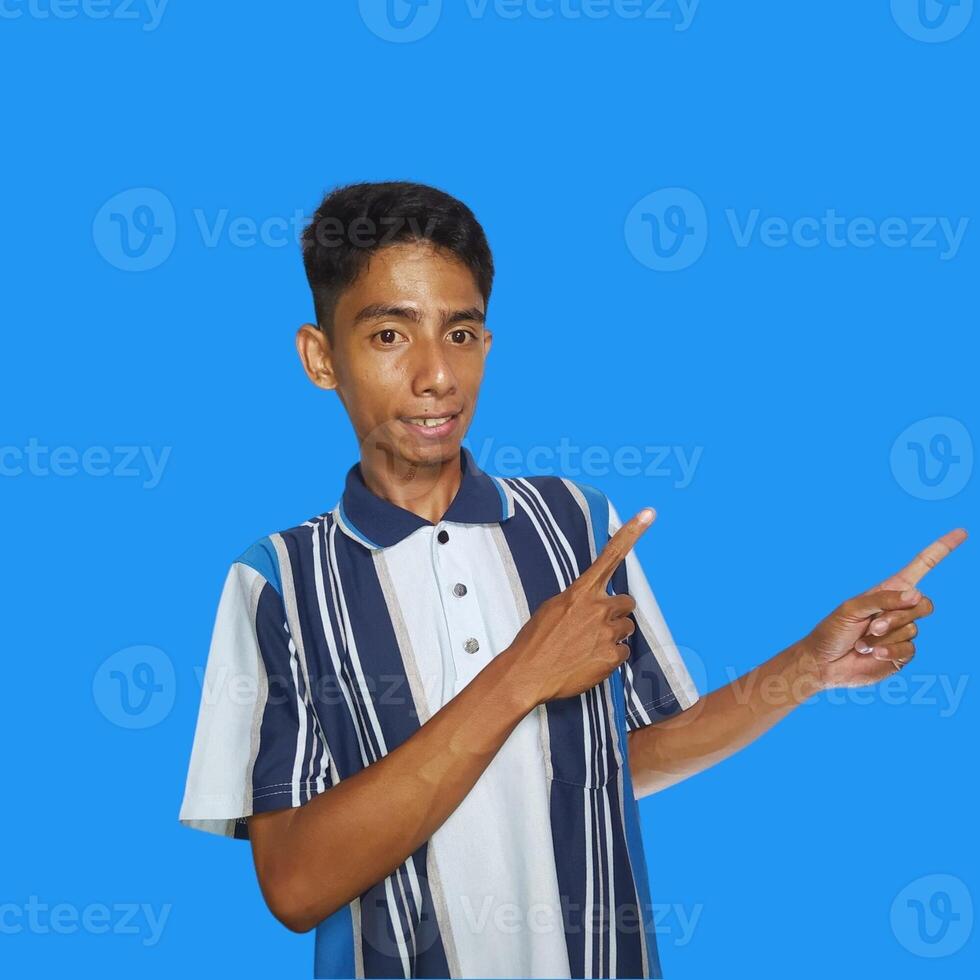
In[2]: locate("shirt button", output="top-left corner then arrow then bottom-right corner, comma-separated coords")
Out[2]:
437,529 -> 449,544
453,583 -> 468,598
463,637 -> 480,654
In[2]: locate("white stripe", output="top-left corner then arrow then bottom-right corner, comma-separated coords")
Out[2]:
515,477 -> 582,578
383,874 -> 413,978
287,632 -> 306,808
596,690 -> 617,976
508,488 -> 568,587
326,519 -> 426,951
623,660 -> 655,728
509,478 -> 574,582
314,519 -> 373,766
272,534 -> 330,772
327,521 -> 390,755
527,478 -> 610,976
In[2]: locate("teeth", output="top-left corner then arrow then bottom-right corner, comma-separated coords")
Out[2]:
407,416 -> 452,427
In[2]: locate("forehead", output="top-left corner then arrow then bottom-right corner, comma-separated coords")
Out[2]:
335,241 -> 483,318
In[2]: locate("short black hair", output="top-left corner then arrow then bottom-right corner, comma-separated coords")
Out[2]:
300,180 -> 495,343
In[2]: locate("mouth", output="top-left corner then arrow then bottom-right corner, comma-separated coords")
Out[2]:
398,411 -> 462,439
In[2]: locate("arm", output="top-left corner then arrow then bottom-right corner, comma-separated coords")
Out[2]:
626,528 -> 965,799
249,649 -> 532,933
626,640 -> 817,798
250,509 -> 657,934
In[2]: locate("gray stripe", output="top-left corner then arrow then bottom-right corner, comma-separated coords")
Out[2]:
489,523 -> 555,782
352,897 -> 364,979
374,551 -> 432,725
244,567 -> 269,813
271,532 -> 330,750
426,844 -> 462,978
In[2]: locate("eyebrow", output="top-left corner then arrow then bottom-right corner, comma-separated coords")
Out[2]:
351,303 -> 486,329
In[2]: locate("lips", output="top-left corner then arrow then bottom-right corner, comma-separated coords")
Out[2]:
399,411 -> 461,438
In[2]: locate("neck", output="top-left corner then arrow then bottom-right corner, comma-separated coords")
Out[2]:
357,446 -> 463,526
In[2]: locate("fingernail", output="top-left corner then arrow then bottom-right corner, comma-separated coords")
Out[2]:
638,508 -> 653,525
900,588 -> 920,602
870,619 -> 888,635
871,646 -> 889,660
855,640 -> 872,654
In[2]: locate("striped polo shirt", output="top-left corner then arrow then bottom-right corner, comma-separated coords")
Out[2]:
178,444 -> 700,979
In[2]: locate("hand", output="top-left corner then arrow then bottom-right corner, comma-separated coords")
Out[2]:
503,507 -> 656,708
799,528 -> 967,691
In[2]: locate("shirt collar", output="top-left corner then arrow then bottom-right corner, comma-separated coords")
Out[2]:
335,445 -> 515,551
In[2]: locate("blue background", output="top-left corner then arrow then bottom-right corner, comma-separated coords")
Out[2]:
1,1 -> 976,976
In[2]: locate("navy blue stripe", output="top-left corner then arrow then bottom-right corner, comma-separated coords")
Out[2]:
281,516 -> 451,978
609,558 -> 684,730
507,478 -> 575,584
251,581 -> 310,804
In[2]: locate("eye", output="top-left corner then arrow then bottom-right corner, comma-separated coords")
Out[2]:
372,328 -> 402,346
449,328 -> 477,344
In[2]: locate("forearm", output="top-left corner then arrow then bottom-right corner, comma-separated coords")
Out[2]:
627,641 -> 821,798
256,647 -> 534,932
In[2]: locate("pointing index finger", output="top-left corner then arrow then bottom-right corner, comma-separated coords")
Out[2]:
580,507 -> 655,592
876,527 -> 968,592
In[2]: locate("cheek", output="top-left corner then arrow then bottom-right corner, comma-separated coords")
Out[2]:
346,363 -> 404,417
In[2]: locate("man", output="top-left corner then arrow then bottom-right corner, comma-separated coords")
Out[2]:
177,181 -> 965,979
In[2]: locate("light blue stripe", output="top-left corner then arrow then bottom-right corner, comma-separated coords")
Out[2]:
489,474 -> 510,518
235,536 -> 282,596
338,499 -> 383,550
611,659 -> 664,978
313,903 -> 355,979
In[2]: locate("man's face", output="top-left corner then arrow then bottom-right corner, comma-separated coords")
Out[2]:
299,240 -> 492,470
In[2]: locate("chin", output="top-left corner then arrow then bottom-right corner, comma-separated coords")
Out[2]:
401,439 -> 462,466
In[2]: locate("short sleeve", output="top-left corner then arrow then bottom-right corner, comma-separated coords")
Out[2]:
178,558 -> 331,840
606,497 -> 700,731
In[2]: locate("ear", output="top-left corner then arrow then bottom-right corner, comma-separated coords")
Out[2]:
483,328 -> 493,357
296,322 -> 336,390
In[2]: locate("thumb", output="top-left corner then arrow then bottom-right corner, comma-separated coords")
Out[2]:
840,588 -> 921,622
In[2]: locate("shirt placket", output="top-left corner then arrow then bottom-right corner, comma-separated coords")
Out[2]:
432,522 -> 488,698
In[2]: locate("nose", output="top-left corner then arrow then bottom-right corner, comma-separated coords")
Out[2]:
411,333 -> 458,399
